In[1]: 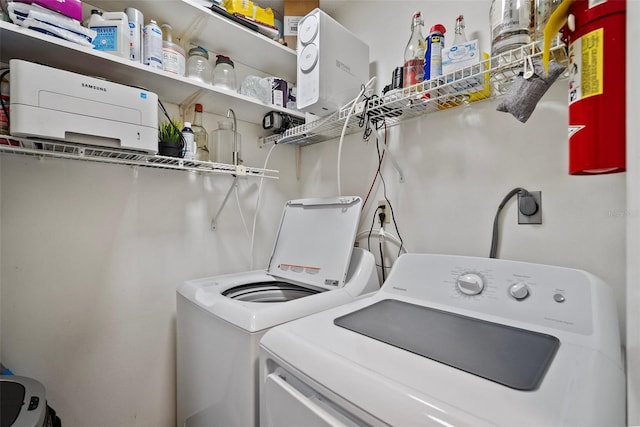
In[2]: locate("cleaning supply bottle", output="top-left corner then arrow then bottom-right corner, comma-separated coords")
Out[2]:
143,19 -> 163,70
161,23 -> 186,76
424,24 -> 446,81
181,122 -> 195,160
125,7 -> 144,63
191,104 -> 209,162
403,12 -> 425,88
88,10 -> 129,58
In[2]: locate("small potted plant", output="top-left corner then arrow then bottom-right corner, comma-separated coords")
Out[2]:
158,117 -> 184,157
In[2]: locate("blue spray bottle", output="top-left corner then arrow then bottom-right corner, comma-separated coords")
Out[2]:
424,24 -> 446,81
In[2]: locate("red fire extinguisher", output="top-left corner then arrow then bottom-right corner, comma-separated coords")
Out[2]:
561,0 -> 626,175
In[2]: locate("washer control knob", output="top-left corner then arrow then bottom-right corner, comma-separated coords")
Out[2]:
456,273 -> 485,295
509,282 -> 530,300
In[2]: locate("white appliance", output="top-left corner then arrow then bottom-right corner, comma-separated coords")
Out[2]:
9,59 -> 158,153
260,253 -> 626,426
0,375 -> 61,427
176,196 -> 379,427
296,9 -> 369,115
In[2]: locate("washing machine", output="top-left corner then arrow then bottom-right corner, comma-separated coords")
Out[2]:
176,196 -> 379,427
259,253 -> 626,426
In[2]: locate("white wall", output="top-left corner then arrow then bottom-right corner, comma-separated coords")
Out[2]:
0,111 -> 301,426
308,0 -> 626,329
0,1 -> 631,426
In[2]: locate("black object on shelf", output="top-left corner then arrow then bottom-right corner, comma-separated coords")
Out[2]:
210,4 -> 259,32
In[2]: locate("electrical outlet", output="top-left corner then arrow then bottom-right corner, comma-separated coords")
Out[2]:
518,191 -> 542,225
377,200 -> 390,224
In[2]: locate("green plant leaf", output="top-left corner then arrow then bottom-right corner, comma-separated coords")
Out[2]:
158,117 -> 183,143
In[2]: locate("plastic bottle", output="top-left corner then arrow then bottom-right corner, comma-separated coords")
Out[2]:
191,104 -> 210,162
161,24 -> 186,76
125,7 -> 144,63
143,19 -> 163,70
403,12 -> 426,88
213,120 -> 240,165
186,46 -> 213,84
424,24 -> 446,81
212,55 -> 237,91
181,122 -> 195,160
88,10 -> 129,59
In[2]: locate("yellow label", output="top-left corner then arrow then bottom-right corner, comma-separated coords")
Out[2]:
580,28 -> 603,99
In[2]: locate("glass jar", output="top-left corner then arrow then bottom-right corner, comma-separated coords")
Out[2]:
212,55 -> 237,91
489,0 -> 533,93
533,0 -> 563,45
490,0 -> 532,56
186,46 -> 212,84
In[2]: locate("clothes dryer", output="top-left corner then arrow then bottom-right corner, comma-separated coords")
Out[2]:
260,253 -> 626,426
176,196 -> 378,427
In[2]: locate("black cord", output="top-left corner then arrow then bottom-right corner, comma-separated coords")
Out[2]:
375,132 -> 405,257
489,187 -> 529,259
0,70 -> 10,129
378,209 -> 387,282
367,205 -> 383,253
157,98 -> 186,149
379,240 -> 386,282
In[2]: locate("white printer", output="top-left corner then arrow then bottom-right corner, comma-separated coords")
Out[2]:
9,59 -> 158,153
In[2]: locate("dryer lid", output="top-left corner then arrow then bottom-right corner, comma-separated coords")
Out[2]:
267,196 -> 361,291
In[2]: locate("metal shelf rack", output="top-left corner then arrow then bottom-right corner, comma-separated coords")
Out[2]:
259,40 -> 569,147
0,136 -> 279,179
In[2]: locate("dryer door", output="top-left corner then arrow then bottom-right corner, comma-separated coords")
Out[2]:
263,372 -> 361,427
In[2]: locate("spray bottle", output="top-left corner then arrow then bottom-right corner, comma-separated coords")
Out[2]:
424,24 -> 446,81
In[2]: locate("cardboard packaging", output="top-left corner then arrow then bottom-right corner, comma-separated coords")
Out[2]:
223,0 -> 274,27
442,40 -> 490,99
283,0 -> 319,49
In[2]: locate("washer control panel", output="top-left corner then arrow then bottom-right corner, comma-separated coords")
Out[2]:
384,254 -> 597,335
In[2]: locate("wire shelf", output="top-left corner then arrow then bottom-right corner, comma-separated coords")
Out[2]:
260,40 -> 569,147
0,136 -> 279,179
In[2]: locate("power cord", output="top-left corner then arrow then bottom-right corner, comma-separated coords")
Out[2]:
337,76 -> 376,196
378,209 -> 387,282
158,98 -> 186,151
375,133 -> 405,257
367,205 -> 383,254
489,187 -> 538,259
361,120 -> 386,212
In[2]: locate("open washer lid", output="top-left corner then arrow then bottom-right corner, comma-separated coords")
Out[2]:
267,196 -> 361,291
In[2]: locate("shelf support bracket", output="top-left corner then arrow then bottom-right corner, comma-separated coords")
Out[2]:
179,89 -> 207,120
211,175 -> 240,231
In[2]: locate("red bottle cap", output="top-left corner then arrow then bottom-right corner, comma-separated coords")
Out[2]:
430,24 -> 446,34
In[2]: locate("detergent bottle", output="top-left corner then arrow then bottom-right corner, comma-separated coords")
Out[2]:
88,10 -> 129,59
